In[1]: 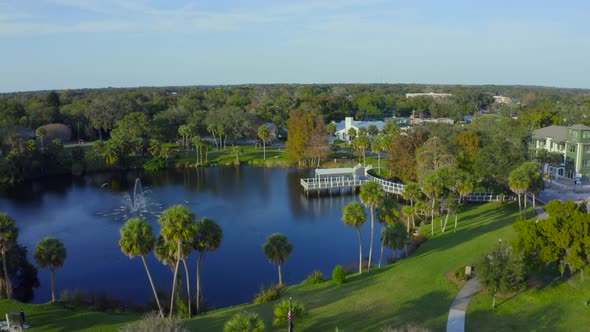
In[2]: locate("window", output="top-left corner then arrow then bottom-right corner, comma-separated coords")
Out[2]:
569,145 -> 576,153
585,145 -> 590,153
584,131 -> 590,139
584,160 -> 590,167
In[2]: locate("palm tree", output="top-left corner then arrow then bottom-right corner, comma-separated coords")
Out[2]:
376,197 -> 400,267
34,237 -> 67,303
0,214 -> 18,299
359,181 -> 384,272
382,223 -> 408,260
192,136 -> 205,166
258,124 -> 270,160
402,183 -> 422,228
224,311 -> 265,332
263,233 -> 293,286
342,201 -> 367,274
159,205 -> 197,318
193,217 -> 223,314
36,127 -> 47,150
119,218 -> 163,318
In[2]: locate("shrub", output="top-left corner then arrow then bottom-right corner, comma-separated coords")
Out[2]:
88,290 -> 122,311
144,157 -> 164,172
273,298 -> 305,327
60,288 -> 87,308
332,265 -> 346,285
381,324 -> 432,332
224,311 -> 265,332
71,162 -> 84,176
253,284 -> 284,304
120,312 -> 188,332
454,266 -> 469,282
303,270 -> 325,285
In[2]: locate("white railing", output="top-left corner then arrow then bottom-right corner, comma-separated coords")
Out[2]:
302,166 -> 513,202
300,178 -> 368,190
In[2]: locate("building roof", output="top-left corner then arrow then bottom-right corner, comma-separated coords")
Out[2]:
569,124 -> 590,130
315,168 -> 355,177
532,125 -> 568,143
335,119 -> 385,132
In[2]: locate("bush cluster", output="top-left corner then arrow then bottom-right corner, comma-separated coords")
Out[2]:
303,270 -> 325,285
454,266 -> 469,282
253,284 -> 284,304
332,265 -> 346,285
121,312 -> 188,332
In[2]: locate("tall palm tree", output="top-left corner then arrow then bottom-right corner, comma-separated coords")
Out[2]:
258,124 -> 270,160
376,197 -> 400,268
0,214 -> 18,299
193,217 -> 223,315
34,237 -> 67,303
263,233 -> 293,286
359,181 -> 384,272
342,201 -> 367,274
119,218 -> 163,318
159,205 -> 197,318
402,183 -> 422,228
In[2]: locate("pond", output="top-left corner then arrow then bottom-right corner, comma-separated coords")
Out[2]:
0,167 -> 388,309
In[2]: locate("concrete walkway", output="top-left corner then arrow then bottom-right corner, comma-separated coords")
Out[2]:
446,277 -> 481,332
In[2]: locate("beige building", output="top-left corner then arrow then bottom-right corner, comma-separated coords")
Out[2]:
405,92 -> 453,99
493,95 -> 512,103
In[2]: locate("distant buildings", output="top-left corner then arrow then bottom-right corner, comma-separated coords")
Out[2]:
405,92 -> 453,99
530,124 -> 590,179
493,95 -> 512,103
334,117 -> 385,141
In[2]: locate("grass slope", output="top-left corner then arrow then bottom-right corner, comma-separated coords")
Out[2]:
187,202 -> 520,331
0,300 -> 139,331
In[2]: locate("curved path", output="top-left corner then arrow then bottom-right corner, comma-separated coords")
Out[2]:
446,277 -> 481,332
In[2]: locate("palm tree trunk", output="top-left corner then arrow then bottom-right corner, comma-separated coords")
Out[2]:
263,140 -> 266,160
141,256 -> 163,318
196,252 -> 203,314
377,153 -> 381,170
368,207 -> 375,272
50,267 -> 56,302
2,251 -> 11,299
431,199 -> 435,235
532,193 -> 536,209
278,264 -> 283,285
169,241 -> 181,318
454,214 -> 458,232
379,236 -> 385,268
356,228 -> 363,275
182,259 -> 192,317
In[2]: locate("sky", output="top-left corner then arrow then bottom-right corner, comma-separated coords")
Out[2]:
0,0 -> 589,92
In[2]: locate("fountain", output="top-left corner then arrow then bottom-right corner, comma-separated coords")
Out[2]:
99,178 -> 163,221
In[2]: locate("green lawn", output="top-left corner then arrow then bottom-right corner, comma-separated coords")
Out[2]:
186,202 -> 521,331
0,300 -> 139,331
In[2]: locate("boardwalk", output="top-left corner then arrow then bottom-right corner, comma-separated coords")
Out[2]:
300,165 -> 513,202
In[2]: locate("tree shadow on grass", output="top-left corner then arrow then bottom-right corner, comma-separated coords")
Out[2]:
409,203 -> 520,262
303,290 -> 453,331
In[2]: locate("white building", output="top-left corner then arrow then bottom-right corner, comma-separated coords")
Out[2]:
405,92 -> 453,99
334,117 -> 385,141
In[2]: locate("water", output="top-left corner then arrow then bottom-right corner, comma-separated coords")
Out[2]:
0,167 -> 391,309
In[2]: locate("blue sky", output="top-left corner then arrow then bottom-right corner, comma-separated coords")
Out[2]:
1,0 -> 589,92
